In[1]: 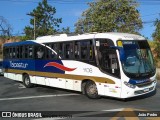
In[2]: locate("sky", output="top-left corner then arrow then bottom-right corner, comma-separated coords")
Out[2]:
0,0 -> 160,40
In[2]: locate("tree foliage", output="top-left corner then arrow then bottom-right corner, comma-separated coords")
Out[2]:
75,0 -> 143,34
60,27 -> 70,34
0,16 -> 12,43
0,16 -> 12,58
152,19 -> 160,65
152,19 -> 160,42
24,0 -> 62,40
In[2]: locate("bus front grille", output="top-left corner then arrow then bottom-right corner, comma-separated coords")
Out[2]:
134,86 -> 154,95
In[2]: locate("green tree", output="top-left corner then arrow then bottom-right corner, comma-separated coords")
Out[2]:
24,0 -> 62,40
75,0 -> 142,34
59,27 -> 70,34
152,19 -> 160,66
152,19 -> 160,42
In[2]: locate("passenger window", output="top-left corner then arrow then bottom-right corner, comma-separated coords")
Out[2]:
28,46 -> 33,58
19,46 -> 23,58
45,43 -> 58,60
36,47 -> 44,59
12,47 -> 16,58
9,48 -> 12,58
89,46 -> 94,59
81,41 -> 88,59
52,43 -> 59,59
64,42 -> 73,59
46,44 -> 50,59
75,41 -> 80,59
4,47 -> 9,59
16,47 -> 20,58
24,46 -> 28,58
80,41 -> 93,60
58,43 -> 64,59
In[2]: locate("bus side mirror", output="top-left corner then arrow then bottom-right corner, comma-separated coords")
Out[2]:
110,46 -> 125,62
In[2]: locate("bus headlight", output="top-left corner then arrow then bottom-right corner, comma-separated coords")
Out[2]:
124,81 -> 136,89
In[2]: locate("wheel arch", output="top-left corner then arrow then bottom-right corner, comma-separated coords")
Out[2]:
22,72 -> 29,79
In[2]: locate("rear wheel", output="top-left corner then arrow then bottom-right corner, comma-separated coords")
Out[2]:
85,81 -> 100,99
23,74 -> 33,88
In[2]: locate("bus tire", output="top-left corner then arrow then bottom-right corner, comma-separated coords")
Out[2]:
85,81 -> 100,99
122,98 -> 128,102
23,74 -> 33,88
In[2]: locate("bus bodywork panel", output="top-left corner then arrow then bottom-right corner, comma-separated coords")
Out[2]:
3,59 -> 122,98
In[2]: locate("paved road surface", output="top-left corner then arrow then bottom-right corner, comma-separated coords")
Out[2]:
0,76 -> 159,120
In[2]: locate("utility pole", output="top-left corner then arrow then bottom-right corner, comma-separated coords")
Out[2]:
27,13 -> 36,40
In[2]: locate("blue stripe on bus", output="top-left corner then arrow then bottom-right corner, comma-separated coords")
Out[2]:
3,40 -> 36,47
35,60 -> 64,73
3,59 -> 65,74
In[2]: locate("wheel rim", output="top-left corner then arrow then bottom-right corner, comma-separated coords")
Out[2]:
87,83 -> 97,95
24,77 -> 30,85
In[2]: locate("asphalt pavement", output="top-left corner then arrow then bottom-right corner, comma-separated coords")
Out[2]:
0,76 -> 160,120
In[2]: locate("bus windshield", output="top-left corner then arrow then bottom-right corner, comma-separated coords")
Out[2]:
120,40 -> 155,79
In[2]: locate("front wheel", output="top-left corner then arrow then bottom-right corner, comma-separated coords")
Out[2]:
85,81 -> 100,99
23,74 -> 33,88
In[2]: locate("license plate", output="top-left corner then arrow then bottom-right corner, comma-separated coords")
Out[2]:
144,88 -> 149,92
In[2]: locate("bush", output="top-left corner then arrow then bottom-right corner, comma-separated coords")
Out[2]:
148,41 -> 160,67
157,73 -> 160,80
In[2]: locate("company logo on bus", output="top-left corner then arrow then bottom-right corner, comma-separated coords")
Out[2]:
44,62 -> 76,72
129,79 -> 151,85
135,79 -> 150,84
10,61 -> 28,68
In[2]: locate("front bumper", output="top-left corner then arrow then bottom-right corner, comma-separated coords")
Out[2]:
121,80 -> 157,98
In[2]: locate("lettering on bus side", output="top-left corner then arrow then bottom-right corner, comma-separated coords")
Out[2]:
83,68 -> 92,73
10,61 -> 28,68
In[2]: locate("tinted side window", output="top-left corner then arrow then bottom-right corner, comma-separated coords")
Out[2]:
28,46 -> 33,59
16,47 -> 20,58
58,43 -> 64,59
9,48 -> 12,58
80,40 -> 94,60
12,47 -> 16,59
19,46 -> 23,58
45,43 -> 58,60
80,41 -> 89,60
3,47 -> 9,59
24,46 -> 28,58
75,41 -> 80,59
64,42 -> 73,59
35,45 -> 45,59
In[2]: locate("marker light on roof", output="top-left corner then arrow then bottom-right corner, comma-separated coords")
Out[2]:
117,41 -> 123,47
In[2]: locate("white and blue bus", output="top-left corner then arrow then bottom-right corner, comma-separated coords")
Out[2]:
3,32 -> 157,99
